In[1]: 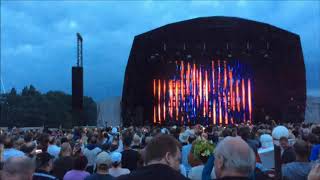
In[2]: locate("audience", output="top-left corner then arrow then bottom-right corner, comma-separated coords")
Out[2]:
282,140 -> 314,180
188,139 -> 216,180
117,134 -> 189,180
0,122 -> 319,180
214,136 -> 256,180
181,130 -> 196,176
108,152 -> 130,177
33,152 -> 57,180
3,137 -> 25,161
52,142 -> 73,180
83,136 -> 102,173
120,134 -> 140,171
308,164 -> 320,180
1,157 -> 35,180
63,155 -> 90,180
47,136 -> 60,159
85,151 -> 114,180
279,136 -> 296,164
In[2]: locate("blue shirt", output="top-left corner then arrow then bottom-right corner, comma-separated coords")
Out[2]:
3,148 -> 25,161
310,144 -> 320,161
181,144 -> 192,172
47,145 -> 61,159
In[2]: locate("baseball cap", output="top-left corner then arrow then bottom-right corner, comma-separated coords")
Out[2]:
111,127 -> 118,134
96,151 -> 112,166
111,152 -> 122,164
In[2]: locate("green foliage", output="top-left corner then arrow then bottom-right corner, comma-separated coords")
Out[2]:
192,139 -> 215,160
0,85 -> 97,128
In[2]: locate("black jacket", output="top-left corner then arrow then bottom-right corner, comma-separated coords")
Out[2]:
33,169 -> 58,180
116,164 -> 189,180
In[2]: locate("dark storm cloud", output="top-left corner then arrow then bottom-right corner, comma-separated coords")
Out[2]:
1,1 -> 319,101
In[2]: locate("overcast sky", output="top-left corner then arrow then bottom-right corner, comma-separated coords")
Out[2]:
1,1 -> 319,101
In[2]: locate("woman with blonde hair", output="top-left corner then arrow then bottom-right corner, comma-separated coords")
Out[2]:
52,142 -> 74,180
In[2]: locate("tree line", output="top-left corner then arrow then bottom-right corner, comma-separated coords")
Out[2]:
0,85 -> 97,128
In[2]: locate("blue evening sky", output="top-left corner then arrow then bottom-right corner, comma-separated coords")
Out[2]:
1,1 -> 319,101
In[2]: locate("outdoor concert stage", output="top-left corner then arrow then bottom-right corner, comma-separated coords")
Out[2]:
121,17 -> 306,126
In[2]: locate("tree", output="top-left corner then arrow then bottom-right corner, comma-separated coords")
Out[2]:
9,88 -> 17,96
3,85 -> 97,128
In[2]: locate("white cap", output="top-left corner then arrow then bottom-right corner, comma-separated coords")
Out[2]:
111,127 -> 118,134
179,132 -> 189,143
96,151 -> 112,166
111,152 -> 122,163
260,134 -> 273,148
272,126 -> 289,140
161,128 -> 169,134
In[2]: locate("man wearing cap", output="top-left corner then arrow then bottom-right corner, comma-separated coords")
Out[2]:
85,151 -> 114,180
33,152 -> 58,180
109,152 -> 130,177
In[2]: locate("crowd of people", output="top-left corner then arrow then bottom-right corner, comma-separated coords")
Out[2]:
0,121 -> 320,180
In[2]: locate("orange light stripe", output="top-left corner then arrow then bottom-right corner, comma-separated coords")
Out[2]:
153,106 -> 156,123
199,69 -> 202,102
224,61 -> 227,89
153,79 -> 156,97
212,61 -> 215,93
187,63 -> 190,95
176,81 -> 179,120
163,80 -> 166,122
236,80 -> 240,112
248,79 -> 252,123
219,100 -> 222,124
181,61 -> 184,101
229,71 -> 233,110
158,79 -> 161,123
205,70 -> 209,116
224,92 -> 228,125
242,79 -> 245,110
169,80 -> 173,118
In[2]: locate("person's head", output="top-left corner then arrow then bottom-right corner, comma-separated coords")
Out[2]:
110,139 -> 119,152
60,137 -> 69,144
279,136 -> 290,149
20,143 -> 36,158
307,133 -> 319,145
188,134 -> 196,144
111,152 -> 122,167
96,152 -> 112,173
59,142 -> 72,157
238,127 -> 251,141
145,134 -> 181,171
122,134 -> 133,148
1,157 -> 35,180
38,133 -> 49,152
73,155 -> 88,171
4,136 -> 14,149
89,136 -> 97,145
259,134 -> 273,148
222,128 -> 232,137
24,133 -> 33,143
179,132 -> 189,144
48,136 -> 56,145
35,152 -> 54,172
214,136 -> 256,178
132,134 -> 141,146
293,140 -> 310,161
272,126 -> 289,145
